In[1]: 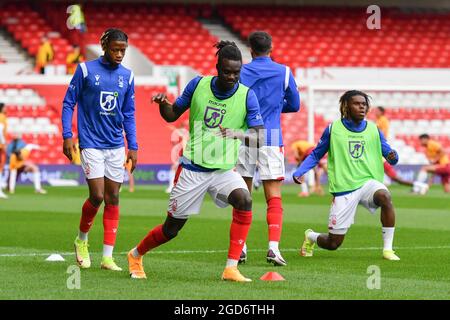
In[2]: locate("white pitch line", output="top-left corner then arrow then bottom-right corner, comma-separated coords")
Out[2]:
1,245 -> 450,258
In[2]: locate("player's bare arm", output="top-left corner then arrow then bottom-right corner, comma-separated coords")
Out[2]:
153,93 -> 185,123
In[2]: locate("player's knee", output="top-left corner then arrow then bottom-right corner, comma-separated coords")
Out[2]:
104,192 -> 120,205
375,191 -> 392,208
373,190 -> 392,207
234,193 -> 252,211
162,223 -> 182,239
89,194 -> 104,206
328,240 -> 342,250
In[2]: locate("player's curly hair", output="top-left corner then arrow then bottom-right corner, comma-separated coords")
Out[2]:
339,90 -> 371,119
214,40 -> 242,64
100,28 -> 128,51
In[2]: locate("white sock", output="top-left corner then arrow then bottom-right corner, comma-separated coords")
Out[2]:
417,170 -> 428,183
382,227 -> 395,251
242,242 -> 247,254
131,247 -> 141,258
9,169 -> 17,193
78,232 -> 88,241
33,171 -> 42,191
308,231 -> 320,243
226,259 -> 238,268
301,183 -> 308,193
268,241 -> 279,252
103,244 -> 114,258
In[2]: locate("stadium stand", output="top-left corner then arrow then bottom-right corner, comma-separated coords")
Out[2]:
0,1 -> 448,165
0,2 -> 71,65
219,5 -> 450,69
40,1 -> 219,75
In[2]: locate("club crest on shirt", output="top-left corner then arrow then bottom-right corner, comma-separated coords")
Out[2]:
204,106 -> 226,128
348,140 -> 365,159
100,91 -> 118,112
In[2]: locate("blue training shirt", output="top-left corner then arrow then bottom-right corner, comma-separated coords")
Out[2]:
240,56 -> 300,146
174,76 -> 264,172
293,118 -> 399,196
62,57 -> 138,150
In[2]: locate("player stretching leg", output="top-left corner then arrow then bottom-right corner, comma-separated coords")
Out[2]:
293,91 -> 400,261
127,41 -> 264,281
62,29 -> 138,271
372,106 -> 428,194
416,134 -> 450,194
237,31 -> 300,266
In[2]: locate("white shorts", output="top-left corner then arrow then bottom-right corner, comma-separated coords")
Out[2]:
328,180 -> 388,235
80,147 -> 125,183
167,167 -> 248,219
236,145 -> 285,180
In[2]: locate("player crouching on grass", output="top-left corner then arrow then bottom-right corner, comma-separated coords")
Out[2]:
127,41 -> 264,282
293,90 -> 400,261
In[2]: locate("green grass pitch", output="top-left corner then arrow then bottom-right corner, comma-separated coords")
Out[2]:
0,184 -> 449,300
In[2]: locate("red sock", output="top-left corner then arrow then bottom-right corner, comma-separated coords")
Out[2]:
228,209 -> 252,260
136,224 -> 169,256
267,197 -> 283,242
79,199 -> 100,233
103,205 -> 119,246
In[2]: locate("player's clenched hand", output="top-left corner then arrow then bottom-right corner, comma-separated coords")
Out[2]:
152,93 -> 170,105
62,138 -> 76,161
387,150 -> 397,163
293,175 -> 305,184
127,150 -> 137,173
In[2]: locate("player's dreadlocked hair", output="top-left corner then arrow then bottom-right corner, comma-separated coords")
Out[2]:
339,90 -> 371,119
100,28 -> 128,51
214,40 -> 242,64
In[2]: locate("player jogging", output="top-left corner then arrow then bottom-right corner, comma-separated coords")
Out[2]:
293,90 -> 401,261
62,28 -> 138,271
237,31 -> 300,266
127,41 -> 264,282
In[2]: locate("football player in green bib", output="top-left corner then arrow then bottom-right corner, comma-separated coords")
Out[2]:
293,90 -> 400,261
127,41 -> 265,281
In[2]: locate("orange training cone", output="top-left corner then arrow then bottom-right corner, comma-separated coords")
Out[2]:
260,272 -> 285,281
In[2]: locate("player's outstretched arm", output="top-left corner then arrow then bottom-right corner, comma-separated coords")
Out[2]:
217,125 -> 265,148
153,93 -> 185,123
292,126 -> 330,183
293,174 -> 305,184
